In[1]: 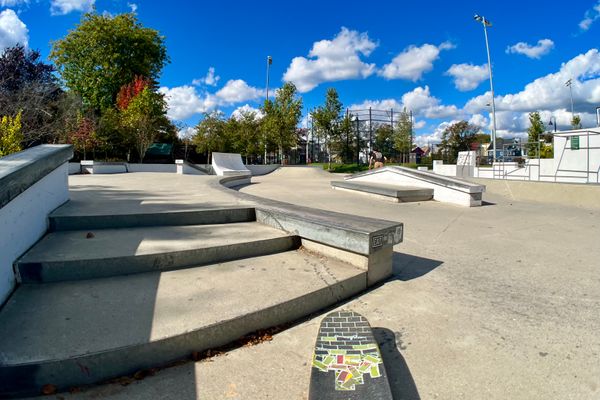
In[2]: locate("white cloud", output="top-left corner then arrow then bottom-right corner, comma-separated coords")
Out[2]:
465,49 -> 600,114
159,79 -> 264,121
158,85 -> 217,120
413,120 -> 426,130
283,27 -> 377,93
506,39 -> 554,59
127,2 -> 137,13
402,86 -> 459,118
445,63 -> 488,91
0,0 -> 29,7
0,9 -> 28,50
350,86 -> 459,121
379,41 -> 455,81
468,113 -> 489,130
193,66 -> 220,87
231,104 -> 264,120
50,0 -> 95,15
216,79 -> 264,104
579,1 -> 600,31
414,119 -> 462,146
177,126 -> 195,140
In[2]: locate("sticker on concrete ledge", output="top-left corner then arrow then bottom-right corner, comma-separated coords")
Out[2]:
372,235 -> 384,248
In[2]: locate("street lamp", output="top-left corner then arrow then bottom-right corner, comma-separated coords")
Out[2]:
264,55 -> 272,164
266,56 -> 272,101
474,14 -> 498,163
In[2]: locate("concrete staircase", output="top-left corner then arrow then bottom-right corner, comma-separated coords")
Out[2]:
0,207 -> 369,397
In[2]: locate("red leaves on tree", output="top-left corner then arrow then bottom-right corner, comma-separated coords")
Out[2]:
116,75 -> 150,111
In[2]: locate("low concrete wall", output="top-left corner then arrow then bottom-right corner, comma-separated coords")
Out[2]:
128,164 -> 176,173
471,178 -> 600,209
0,145 -> 72,305
68,163 -> 80,175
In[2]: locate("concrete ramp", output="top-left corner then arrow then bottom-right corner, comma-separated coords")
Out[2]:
211,152 -> 251,177
346,166 -> 485,207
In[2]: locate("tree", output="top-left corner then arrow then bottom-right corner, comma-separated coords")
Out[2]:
394,108 -> 412,162
262,82 -> 302,164
193,111 -> 226,163
571,115 -> 582,129
527,112 -> 545,156
439,121 -> 479,162
0,112 -> 23,157
233,110 -> 262,163
67,113 -> 100,160
311,88 -> 342,168
50,12 -> 168,111
374,124 -> 394,160
0,45 -> 66,146
120,87 -> 168,162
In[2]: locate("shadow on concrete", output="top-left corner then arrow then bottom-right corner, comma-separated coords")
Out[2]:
392,252 -> 443,281
481,200 -> 496,206
373,328 -> 420,400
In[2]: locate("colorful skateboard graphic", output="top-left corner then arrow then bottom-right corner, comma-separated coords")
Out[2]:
309,310 -> 393,399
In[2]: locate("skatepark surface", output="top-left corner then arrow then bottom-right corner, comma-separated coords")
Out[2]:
28,167 -> 600,400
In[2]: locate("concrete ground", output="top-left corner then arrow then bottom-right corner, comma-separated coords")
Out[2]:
32,168 -> 600,400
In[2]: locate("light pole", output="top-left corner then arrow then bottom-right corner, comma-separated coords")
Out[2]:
565,78 -> 574,121
266,56 -> 272,101
264,56 -> 272,164
474,14 -> 498,163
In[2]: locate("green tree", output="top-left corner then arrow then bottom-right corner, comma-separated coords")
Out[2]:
527,112 -> 545,156
193,111 -> 226,162
311,88 -> 342,168
262,82 -> 303,164
234,110 -> 262,162
374,124 -> 394,160
120,87 -> 168,162
439,121 -> 479,162
50,12 -> 168,111
0,112 -> 23,157
394,108 -> 412,162
571,115 -> 582,129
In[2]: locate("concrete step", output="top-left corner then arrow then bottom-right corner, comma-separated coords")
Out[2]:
49,207 -> 256,231
17,222 -> 298,283
0,249 -> 367,397
331,180 -> 434,202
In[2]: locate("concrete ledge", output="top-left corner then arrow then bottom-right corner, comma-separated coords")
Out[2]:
301,239 -> 392,286
49,207 -> 256,231
347,166 -> 485,207
331,181 -> 433,202
211,176 -> 403,257
0,145 -> 73,209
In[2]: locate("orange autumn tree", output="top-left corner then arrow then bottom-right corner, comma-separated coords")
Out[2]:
117,76 -> 168,162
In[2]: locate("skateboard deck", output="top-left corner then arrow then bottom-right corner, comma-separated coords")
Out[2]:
308,310 -> 393,399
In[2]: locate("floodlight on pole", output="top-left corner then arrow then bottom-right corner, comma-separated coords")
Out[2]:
474,14 -> 498,162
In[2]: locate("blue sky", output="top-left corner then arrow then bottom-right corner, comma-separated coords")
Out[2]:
1,0 -> 600,144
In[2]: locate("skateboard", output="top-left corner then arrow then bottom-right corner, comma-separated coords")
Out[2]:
308,310 -> 393,399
